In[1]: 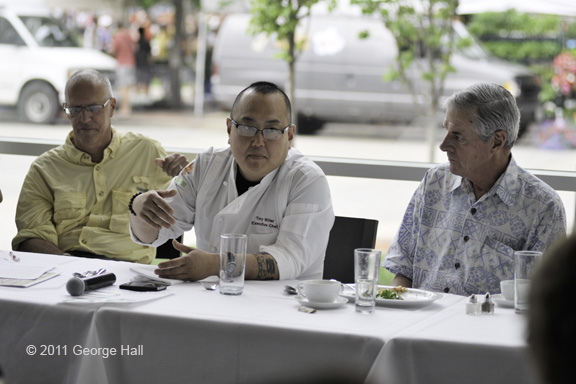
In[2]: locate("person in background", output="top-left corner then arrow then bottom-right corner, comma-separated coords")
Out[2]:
129,81 -> 334,281
135,27 -> 152,95
383,82 -> 566,296
12,69 -> 187,263
111,22 -> 136,117
528,232 -> 576,384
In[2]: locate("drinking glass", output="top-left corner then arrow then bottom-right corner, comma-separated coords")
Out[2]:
514,251 -> 542,314
354,248 -> 382,314
219,234 -> 247,296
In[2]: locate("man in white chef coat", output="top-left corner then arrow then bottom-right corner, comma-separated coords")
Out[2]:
129,81 -> 334,281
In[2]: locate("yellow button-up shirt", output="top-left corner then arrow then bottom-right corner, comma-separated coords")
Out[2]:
12,128 -> 172,263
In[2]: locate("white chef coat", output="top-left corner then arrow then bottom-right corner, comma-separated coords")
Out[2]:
137,146 -> 334,280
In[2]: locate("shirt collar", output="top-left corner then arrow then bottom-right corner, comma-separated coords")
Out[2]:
64,126 -> 118,164
492,155 -> 520,207
451,155 -> 519,206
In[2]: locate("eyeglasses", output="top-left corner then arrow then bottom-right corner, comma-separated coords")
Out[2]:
64,98 -> 111,117
230,119 -> 290,140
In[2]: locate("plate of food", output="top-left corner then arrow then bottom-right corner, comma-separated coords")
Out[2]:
340,285 -> 442,308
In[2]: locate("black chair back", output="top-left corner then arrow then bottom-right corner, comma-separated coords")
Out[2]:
322,216 -> 379,283
156,235 -> 184,260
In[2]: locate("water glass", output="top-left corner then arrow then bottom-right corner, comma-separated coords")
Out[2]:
354,248 -> 382,314
219,234 -> 247,296
514,250 -> 542,314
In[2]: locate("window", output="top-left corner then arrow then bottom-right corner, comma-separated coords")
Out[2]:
0,17 -> 25,46
19,16 -> 78,47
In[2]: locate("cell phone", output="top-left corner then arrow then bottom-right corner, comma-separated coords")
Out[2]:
119,281 -> 168,292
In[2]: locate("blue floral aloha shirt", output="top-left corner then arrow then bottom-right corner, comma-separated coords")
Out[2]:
383,157 -> 567,296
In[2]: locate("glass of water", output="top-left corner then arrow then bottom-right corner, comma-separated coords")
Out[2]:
219,234 -> 247,296
354,248 -> 382,314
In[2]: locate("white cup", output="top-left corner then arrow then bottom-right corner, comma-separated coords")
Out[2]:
500,280 -> 515,301
297,279 -> 341,303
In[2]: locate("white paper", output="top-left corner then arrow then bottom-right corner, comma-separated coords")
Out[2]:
0,272 -> 60,287
130,265 -> 178,285
0,257 -> 55,280
60,284 -> 173,304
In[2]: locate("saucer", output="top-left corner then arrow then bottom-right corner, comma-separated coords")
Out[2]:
295,295 -> 348,310
492,294 -> 514,308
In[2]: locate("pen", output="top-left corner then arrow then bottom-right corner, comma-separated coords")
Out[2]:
8,251 -> 20,262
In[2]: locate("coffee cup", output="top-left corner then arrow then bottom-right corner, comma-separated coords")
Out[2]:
297,279 -> 341,303
500,279 -> 514,301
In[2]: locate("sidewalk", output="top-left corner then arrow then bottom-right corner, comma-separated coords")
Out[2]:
1,110 -> 575,253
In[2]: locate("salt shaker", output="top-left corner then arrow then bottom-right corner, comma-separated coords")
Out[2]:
466,294 -> 481,315
481,292 -> 494,315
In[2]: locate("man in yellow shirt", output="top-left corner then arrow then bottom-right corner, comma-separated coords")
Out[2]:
12,69 -> 186,263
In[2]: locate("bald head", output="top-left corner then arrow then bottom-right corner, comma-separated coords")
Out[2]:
65,69 -> 113,103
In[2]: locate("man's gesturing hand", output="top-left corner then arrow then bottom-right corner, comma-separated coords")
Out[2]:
133,190 -> 178,230
155,154 -> 188,177
155,239 -> 219,281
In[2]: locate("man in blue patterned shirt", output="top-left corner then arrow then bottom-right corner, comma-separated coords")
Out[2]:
383,83 -> 567,296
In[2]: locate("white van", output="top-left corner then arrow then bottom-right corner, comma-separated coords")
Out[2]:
0,7 -> 117,124
211,13 -> 540,134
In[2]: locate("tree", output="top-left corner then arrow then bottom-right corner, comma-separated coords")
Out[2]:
248,0 -> 336,125
352,0 -> 463,162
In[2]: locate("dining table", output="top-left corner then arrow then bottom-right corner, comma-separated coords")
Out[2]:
0,250 -> 538,384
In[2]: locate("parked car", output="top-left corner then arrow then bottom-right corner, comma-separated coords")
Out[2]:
0,7 -> 116,124
211,13 -> 540,134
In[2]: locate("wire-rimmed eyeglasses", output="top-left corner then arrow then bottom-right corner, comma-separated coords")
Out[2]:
63,98 -> 112,117
230,119 -> 290,140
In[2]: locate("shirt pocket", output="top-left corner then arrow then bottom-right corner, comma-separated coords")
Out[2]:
109,190 -> 133,234
132,175 -> 153,192
54,192 -> 86,231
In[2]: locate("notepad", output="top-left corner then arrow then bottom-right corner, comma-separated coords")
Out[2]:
0,272 -> 60,288
0,264 -> 55,280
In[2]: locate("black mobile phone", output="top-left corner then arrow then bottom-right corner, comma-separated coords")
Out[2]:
119,281 -> 168,292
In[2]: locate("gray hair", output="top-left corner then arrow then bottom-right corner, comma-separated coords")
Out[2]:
65,69 -> 114,100
444,83 -> 519,148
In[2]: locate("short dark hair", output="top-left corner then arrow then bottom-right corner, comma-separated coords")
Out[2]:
231,81 -> 292,123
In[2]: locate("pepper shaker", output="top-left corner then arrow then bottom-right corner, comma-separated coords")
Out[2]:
481,292 -> 494,314
466,294 -> 481,315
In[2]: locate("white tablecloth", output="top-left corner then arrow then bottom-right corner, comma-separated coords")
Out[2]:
0,252 -> 535,384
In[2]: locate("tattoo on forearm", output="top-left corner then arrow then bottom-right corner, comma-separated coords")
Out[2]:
255,253 -> 278,280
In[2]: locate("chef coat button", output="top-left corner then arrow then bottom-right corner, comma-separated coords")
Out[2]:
98,191 -> 104,196
81,239 -> 87,244
455,262 -> 461,269
470,208 -> 477,215
443,287 -> 450,293
463,236 -> 470,242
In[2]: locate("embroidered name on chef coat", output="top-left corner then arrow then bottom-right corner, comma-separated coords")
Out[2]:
251,216 -> 278,229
